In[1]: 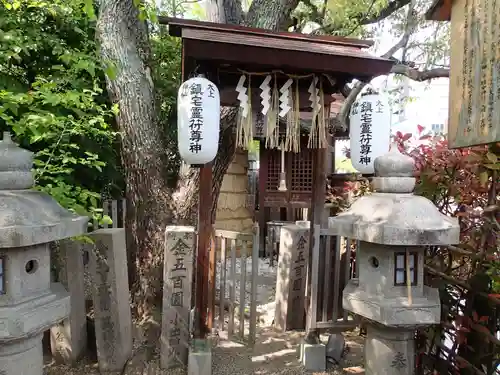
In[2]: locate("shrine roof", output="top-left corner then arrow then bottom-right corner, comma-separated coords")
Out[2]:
160,17 -> 394,85
425,0 -> 452,21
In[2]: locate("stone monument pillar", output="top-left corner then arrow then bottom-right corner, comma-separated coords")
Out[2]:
329,145 -> 460,375
0,132 -> 88,375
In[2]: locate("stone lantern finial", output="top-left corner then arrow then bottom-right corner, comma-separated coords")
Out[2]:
0,131 -> 34,190
371,143 -> 416,194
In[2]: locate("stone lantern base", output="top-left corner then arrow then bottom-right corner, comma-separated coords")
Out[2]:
0,334 -> 44,375
0,283 -> 70,375
364,323 -> 416,375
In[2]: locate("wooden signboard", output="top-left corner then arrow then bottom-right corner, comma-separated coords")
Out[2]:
448,0 -> 500,148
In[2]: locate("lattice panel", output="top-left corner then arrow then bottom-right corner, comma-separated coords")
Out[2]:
291,149 -> 313,192
266,150 -> 280,191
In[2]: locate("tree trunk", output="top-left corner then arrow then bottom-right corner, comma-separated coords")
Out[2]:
96,0 -> 172,314
96,0 -> 306,317
172,0 -> 304,226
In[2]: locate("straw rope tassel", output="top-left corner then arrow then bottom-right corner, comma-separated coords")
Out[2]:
318,78 -> 328,149
406,249 -> 413,306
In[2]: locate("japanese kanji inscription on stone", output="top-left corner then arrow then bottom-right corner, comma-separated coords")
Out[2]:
161,226 -> 195,369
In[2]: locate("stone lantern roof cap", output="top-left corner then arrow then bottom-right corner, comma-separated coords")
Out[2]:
329,145 -> 460,246
0,132 -> 88,248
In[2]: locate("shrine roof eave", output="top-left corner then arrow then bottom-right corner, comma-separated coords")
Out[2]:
160,18 -> 395,85
425,0 -> 451,21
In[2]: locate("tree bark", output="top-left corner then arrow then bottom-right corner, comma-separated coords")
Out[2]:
96,0 -> 172,313
172,0 -> 304,226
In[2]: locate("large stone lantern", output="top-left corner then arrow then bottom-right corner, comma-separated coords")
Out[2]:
329,145 -> 460,375
0,132 -> 88,375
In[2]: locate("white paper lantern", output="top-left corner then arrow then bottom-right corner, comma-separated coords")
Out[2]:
349,93 -> 391,174
177,76 -> 220,165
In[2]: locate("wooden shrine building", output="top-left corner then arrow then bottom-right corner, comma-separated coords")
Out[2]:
162,17 -> 394,337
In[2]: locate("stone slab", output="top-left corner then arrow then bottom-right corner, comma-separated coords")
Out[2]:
50,239 -> 87,364
299,340 -> 326,372
274,225 -> 309,331
89,229 -> 132,372
160,226 -> 195,369
326,333 -> 345,364
187,349 -> 212,375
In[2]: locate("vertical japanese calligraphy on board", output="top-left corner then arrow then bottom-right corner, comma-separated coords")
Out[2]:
274,225 -> 309,331
449,0 -> 500,148
160,226 -> 195,369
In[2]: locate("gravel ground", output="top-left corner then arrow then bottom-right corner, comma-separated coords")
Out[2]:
44,257 -> 365,375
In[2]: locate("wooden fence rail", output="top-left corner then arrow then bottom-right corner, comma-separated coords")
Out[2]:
207,227 -> 259,345
308,225 -> 359,331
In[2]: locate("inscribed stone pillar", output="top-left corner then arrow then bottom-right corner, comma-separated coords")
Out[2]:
89,228 -> 132,372
274,224 -> 309,331
160,226 -> 195,369
50,239 -> 88,364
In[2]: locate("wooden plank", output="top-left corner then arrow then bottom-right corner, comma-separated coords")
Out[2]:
343,238 -> 352,321
239,240 -> 247,339
307,225 -> 321,331
228,239 -> 237,337
219,237 -> 227,330
448,0 -> 500,148
322,234 -> 332,322
332,235 -> 342,322
214,230 -> 253,242
111,200 -> 118,228
249,225 -> 259,345
259,141 -> 267,257
306,135 -> 328,333
207,235 -> 217,331
314,319 -> 359,330
195,164 -> 212,339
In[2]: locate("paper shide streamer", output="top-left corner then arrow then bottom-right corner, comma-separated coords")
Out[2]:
234,72 -> 328,151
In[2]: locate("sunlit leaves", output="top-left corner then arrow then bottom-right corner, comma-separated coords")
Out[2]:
0,0 -> 121,223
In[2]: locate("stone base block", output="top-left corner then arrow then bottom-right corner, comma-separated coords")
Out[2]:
365,323 -> 415,375
0,334 -> 43,375
299,340 -> 326,372
188,349 -> 212,375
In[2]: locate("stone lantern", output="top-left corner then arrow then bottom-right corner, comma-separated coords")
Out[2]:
0,132 -> 88,375
329,145 -> 459,375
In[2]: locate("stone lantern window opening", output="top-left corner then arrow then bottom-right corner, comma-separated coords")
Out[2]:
394,251 -> 418,286
25,259 -> 38,274
0,255 -> 4,295
368,256 -> 379,268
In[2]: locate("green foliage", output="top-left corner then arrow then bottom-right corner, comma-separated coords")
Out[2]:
0,0 -> 122,225
151,29 -> 182,186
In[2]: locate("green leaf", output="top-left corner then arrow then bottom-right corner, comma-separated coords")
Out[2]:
484,163 -> 500,170
486,152 -> 498,163
104,61 -> 117,80
480,171 -> 489,186
82,0 -> 96,20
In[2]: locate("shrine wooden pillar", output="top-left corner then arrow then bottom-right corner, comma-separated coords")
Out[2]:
195,163 -> 212,339
305,132 -> 328,339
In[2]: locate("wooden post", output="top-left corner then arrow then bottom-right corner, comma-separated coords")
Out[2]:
195,164 -> 212,339
305,138 -> 327,340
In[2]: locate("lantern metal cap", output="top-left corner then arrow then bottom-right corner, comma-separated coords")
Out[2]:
328,146 -> 460,246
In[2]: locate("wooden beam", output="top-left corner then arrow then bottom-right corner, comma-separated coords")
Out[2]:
195,164 -> 212,339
